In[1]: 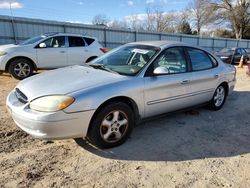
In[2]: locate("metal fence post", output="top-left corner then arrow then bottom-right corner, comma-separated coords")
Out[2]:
10,17 -> 17,44
104,27 -> 107,47
180,35 -> 182,42
134,31 -> 137,42
159,33 -> 162,40
212,38 -> 215,51
63,25 -> 66,33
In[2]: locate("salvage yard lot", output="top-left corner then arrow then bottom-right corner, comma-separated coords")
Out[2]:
0,67 -> 250,188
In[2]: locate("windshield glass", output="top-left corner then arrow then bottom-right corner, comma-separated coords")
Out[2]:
20,35 -> 46,45
220,48 -> 235,54
91,45 -> 160,76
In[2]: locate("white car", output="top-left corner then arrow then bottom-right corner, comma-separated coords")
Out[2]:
0,33 -> 105,79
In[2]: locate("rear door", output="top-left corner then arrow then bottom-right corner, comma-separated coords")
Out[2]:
67,36 -> 90,65
144,47 -> 193,117
36,36 -> 67,69
186,47 -> 219,105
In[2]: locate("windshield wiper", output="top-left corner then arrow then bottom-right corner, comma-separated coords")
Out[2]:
88,64 -> 119,74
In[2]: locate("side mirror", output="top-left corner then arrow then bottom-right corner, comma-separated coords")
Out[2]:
39,42 -> 46,48
153,67 -> 170,75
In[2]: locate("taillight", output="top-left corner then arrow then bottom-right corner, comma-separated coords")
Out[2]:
100,48 -> 109,53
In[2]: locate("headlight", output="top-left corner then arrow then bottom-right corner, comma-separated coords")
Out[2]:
30,95 -> 75,112
0,51 -> 7,56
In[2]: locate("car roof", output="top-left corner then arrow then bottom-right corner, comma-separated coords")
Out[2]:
128,40 -> 195,49
43,32 -> 96,39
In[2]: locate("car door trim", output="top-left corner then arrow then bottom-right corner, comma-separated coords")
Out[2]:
147,88 -> 214,105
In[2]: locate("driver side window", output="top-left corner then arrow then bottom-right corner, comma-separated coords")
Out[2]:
42,36 -> 65,48
154,47 -> 187,74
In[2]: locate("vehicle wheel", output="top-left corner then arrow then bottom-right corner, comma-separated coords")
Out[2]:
208,85 -> 227,111
8,58 -> 34,80
85,56 -> 97,63
87,102 -> 134,149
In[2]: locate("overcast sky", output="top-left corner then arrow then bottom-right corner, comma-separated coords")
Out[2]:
0,0 -> 188,24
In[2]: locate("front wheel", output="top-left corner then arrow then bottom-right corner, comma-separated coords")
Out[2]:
87,102 -> 134,149
208,85 -> 227,111
8,58 -> 34,80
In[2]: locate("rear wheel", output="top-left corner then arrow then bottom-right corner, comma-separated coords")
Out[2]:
85,56 -> 97,63
8,58 -> 34,80
208,85 -> 227,111
87,102 -> 134,149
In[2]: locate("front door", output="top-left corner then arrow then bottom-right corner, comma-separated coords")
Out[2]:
36,36 -> 67,69
144,47 -> 193,118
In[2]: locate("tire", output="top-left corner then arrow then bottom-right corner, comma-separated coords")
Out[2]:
208,85 -> 227,111
87,102 -> 134,149
8,58 -> 34,80
85,56 -> 97,63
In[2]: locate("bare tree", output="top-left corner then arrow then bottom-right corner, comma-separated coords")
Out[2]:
92,14 -> 109,26
108,20 -> 128,29
187,0 -> 216,35
145,7 -> 155,31
145,6 -> 179,32
210,0 -> 250,39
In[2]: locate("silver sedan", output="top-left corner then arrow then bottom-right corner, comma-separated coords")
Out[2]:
6,41 -> 236,148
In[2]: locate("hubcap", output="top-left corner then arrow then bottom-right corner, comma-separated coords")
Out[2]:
100,110 -> 129,143
14,63 -> 31,77
214,86 -> 225,107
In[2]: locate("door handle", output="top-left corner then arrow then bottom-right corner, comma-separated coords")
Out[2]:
60,51 -> 65,53
181,79 -> 189,84
214,74 -> 219,78
84,50 -> 88,52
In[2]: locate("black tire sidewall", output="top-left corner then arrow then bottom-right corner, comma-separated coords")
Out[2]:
9,58 -> 34,80
87,102 -> 134,149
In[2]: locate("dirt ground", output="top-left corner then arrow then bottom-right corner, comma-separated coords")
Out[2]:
0,67 -> 250,188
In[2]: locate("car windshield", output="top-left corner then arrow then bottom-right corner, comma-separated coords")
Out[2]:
20,35 -> 46,45
220,48 -> 235,54
90,45 -> 160,76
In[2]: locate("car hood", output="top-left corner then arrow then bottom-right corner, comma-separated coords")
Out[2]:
16,65 -> 127,100
0,44 -> 18,51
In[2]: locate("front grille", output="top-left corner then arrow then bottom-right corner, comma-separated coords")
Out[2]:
15,88 -> 28,104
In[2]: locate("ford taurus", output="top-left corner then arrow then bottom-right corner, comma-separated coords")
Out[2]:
6,41 -> 236,148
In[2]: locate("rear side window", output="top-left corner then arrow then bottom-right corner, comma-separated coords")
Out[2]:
208,54 -> 218,67
68,36 -> 85,47
187,48 -> 213,71
84,37 -> 95,45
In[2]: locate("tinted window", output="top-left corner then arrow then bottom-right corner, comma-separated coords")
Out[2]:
236,49 -> 241,55
240,48 -> 247,54
68,36 -> 85,47
42,36 -> 65,48
187,48 -> 213,71
84,37 -> 95,45
208,54 -> 218,67
154,47 -> 187,74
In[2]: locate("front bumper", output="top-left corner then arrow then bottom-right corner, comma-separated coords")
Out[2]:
6,90 -> 95,139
